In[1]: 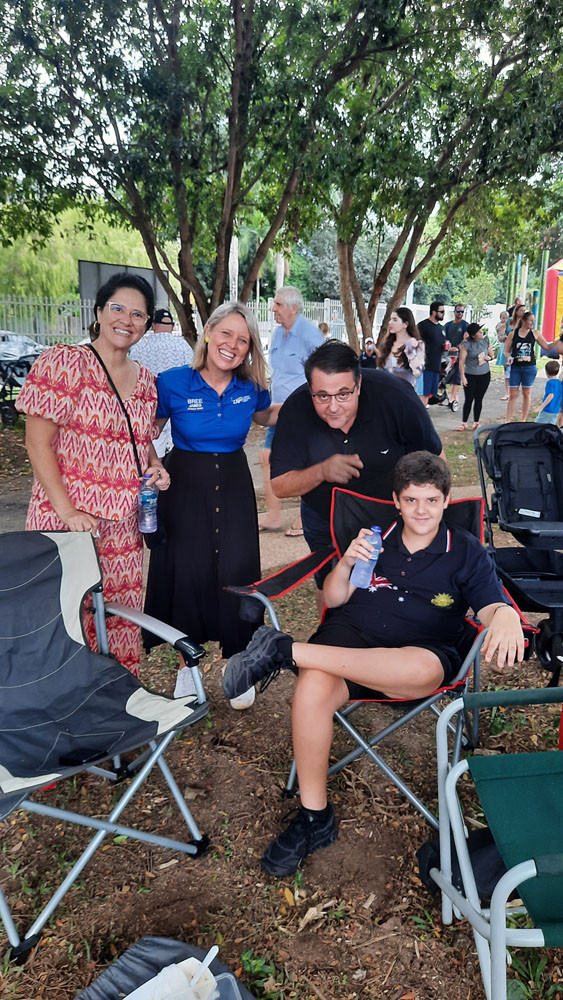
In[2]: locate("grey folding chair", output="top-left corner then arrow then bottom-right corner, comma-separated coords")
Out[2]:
430,687 -> 563,1000
0,530 -> 209,961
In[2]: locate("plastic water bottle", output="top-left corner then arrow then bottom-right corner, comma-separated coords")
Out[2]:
137,474 -> 158,533
350,525 -> 382,589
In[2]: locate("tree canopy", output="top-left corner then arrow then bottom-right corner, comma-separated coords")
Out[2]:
1,0 -> 562,343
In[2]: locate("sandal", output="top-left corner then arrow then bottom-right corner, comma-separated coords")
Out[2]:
455,423 -> 468,431
285,527 -> 304,537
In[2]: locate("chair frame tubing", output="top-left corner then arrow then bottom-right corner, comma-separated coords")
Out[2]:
432,696 -> 550,1000
0,731 -> 207,952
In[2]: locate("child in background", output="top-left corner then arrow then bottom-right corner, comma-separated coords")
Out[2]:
535,360 -> 562,425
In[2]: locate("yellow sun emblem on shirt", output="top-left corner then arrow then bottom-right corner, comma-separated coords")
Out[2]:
431,592 -> 455,608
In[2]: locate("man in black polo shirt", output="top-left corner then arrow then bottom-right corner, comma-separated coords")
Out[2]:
269,339 -> 442,609
418,301 -> 446,406
223,452 -> 524,876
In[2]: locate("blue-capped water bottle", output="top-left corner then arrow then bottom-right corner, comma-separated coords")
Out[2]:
137,474 -> 158,533
350,525 -> 382,589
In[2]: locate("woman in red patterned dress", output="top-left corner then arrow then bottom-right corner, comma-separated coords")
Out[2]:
16,273 -> 169,676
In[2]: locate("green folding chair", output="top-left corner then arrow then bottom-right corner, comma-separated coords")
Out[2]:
430,687 -> 563,1000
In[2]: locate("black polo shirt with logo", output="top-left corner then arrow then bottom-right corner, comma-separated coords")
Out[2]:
324,519 -> 508,674
270,369 -> 442,520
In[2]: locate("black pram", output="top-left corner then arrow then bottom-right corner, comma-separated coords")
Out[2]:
475,422 -> 563,684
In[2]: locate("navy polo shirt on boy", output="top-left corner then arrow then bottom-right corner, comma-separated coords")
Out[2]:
315,519 -> 508,683
156,367 -> 271,452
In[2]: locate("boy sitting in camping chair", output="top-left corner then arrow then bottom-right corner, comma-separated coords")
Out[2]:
223,452 -> 525,877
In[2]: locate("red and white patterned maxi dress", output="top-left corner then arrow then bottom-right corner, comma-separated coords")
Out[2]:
16,345 -> 158,676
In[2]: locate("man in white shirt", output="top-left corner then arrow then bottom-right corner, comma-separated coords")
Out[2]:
130,308 -> 193,456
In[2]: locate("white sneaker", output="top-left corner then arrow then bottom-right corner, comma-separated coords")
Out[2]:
229,685 -> 256,710
174,666 -> 198,698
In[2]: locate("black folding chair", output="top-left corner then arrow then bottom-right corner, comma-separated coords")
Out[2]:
0,531 -> 209,961
228,489 -> 533,830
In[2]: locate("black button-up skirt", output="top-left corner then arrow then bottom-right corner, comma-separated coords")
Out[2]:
143,447 -> 262,658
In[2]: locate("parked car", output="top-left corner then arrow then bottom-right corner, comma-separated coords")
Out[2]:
0,332 -> 45,361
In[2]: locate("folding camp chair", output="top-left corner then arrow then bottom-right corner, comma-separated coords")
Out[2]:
229,490 -> 532,830
430,687 -> 563,1000
0,531 -> 209,961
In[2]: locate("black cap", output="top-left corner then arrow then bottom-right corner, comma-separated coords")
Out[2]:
153,308 -> 174,325
466,322 -> 483,338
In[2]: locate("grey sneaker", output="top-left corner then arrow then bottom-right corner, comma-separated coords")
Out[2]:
222,626 -> 295,700
262,805 -> 338,876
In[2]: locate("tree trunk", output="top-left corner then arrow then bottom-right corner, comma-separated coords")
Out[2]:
337,238 -> 359,353
348,246 -> 372,342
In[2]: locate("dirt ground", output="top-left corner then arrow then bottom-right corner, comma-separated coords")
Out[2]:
1,402 -> 562,1000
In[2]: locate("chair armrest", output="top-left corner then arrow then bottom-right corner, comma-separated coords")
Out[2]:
226,545 -> 335,602
463,687 -> 563,711
104,602 -> 206,666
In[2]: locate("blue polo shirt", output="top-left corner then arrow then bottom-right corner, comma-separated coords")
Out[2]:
156,367 -> 271,452
269,314 -> 324,403
326,519 -> 508,664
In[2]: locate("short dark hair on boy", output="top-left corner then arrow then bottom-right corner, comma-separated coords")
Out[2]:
545,360 -> 560,377
304,338 -> 360,385
393,451 -> 451,498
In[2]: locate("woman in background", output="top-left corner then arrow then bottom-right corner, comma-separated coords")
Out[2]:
457,322 -> 495,430
377,307 -> 425,387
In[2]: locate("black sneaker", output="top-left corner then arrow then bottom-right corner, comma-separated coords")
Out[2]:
222,625 -> 295,700
262,805 -> 338,876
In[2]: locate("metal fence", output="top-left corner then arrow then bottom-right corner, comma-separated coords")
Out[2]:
0,294 -> 503,351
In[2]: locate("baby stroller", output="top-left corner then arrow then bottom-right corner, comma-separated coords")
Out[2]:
0,355 -> 35,426
427,346 -> 459,410
474,422 -> 563,685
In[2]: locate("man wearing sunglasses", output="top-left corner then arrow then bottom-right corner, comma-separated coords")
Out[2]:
442,303 -> 469,412
270,339 -> 442,611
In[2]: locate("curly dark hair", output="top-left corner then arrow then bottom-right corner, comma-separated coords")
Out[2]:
392,451 -> 450,499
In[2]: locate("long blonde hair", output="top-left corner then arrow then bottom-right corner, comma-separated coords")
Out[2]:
192,302 -> 267,388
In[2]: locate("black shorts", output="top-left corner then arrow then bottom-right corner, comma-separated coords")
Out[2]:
308,620 -> 455,699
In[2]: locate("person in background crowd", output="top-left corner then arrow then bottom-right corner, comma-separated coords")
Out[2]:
142,302 -> 279,709
376,307 -> 425,387
258,286 -> 323,535
16,273 -> 168,676
318,322 -> 331,338
504,311 -> 543,422
495,310 -> 510,400
456,322 -> 495,431
418,302 -> 446,406
442,303 -> 468,412
359,337 -> 378,369
507,296 -> 523,318
534,360 -> 562,425
130,308 -> 194,457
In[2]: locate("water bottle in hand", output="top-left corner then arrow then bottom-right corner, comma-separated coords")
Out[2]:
137,474 -> 158,533
350,525 -> 382,589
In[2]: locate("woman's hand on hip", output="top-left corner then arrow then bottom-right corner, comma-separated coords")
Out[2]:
144,464 -> 171,490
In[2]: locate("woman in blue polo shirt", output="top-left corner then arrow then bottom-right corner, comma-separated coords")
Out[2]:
143,302 -> 278,670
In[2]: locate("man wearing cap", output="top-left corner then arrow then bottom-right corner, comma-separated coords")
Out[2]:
259,286 -> 324,533
359,337 -> 377,369
130,308 -> 193,457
